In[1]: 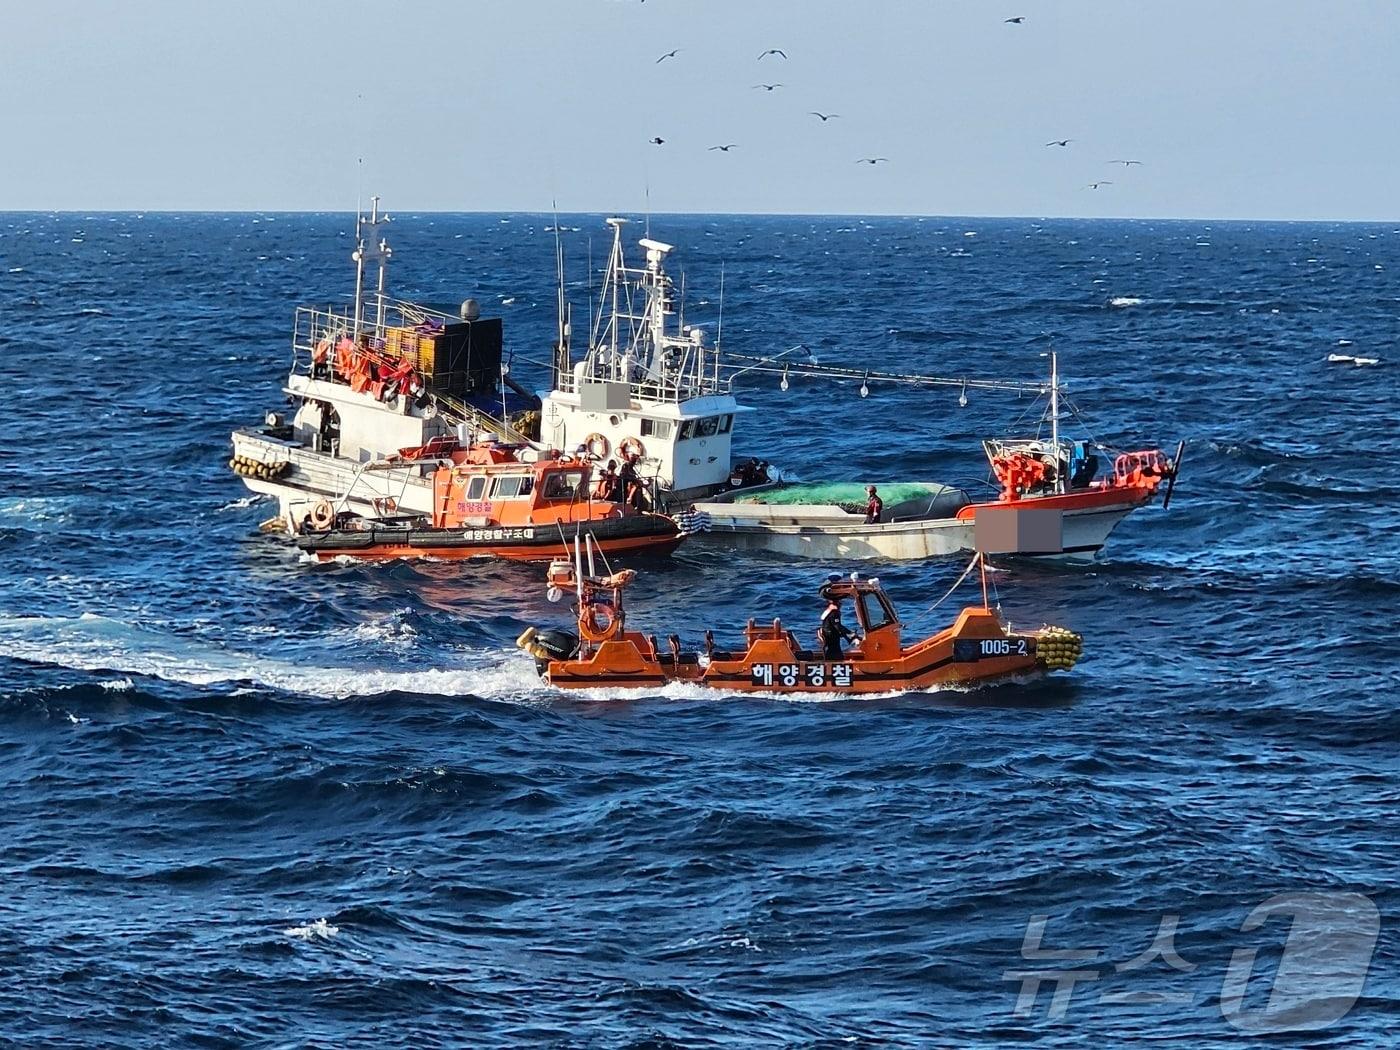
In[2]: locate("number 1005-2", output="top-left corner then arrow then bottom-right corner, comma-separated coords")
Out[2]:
980,638 -> 1028,656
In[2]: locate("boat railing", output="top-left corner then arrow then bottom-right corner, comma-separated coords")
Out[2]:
431,391 -> 534,446
552,366 -> 731,404
289,298 -> 465,374
288,301 -> 531,446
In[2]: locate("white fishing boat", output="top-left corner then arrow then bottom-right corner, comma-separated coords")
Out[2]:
230,198 -> 536,530
231,208 -> 764,532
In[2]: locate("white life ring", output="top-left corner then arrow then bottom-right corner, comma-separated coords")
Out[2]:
584,432 -> 611,459
309,500 -> 335,530
619,436 -> 646,461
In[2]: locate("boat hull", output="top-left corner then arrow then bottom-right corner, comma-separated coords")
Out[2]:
232,429 -> 438,528
688,497 -> 1144,561
232,429 -> 747,530
296,513 -> 684,563
538,607 -> 1082,694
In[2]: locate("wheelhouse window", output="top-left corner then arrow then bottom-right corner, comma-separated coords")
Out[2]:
490,473 -> 533,499
542,469 -> 588,499
718,414 -> 733,434
678,419 -> 694,440
695,416 -> 719,437
464,476 -> 487,500
641,418 -> 673,440
857,591 -> 898,632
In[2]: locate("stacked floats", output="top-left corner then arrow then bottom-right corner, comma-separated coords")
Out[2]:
1037,626 -> 1084,671
228,455 -> 290,482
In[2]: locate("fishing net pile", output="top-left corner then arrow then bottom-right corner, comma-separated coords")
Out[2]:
736,482 -> 951,513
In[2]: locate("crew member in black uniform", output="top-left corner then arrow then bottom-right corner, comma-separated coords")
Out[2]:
819,595 -> 857,659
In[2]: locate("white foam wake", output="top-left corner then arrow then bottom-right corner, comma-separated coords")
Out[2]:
0,612 -> 532,700
0,496 -> 78,526
284,919 -> 338,941
1108,296 -> 1144,307
0,613 -> 953,706
216,493 -> 267,512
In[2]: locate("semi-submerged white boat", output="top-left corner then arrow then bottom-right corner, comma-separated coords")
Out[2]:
690,358 -> 1183,562
692,457 -> 1174,562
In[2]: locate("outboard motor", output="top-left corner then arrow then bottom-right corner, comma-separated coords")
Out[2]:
516,626 -> 580,674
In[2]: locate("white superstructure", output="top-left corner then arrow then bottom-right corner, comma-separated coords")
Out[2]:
540,218 -> 750,503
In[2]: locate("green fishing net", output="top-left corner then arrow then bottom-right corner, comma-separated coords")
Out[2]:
735,482 -> 948,508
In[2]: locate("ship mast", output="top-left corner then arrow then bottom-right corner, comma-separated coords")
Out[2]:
351,196 -> 391,341
605,217 -> 626,370
1049,350 -> 1062,494
552,206 -> 570,388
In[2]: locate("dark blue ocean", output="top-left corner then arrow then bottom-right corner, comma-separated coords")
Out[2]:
2,212 -> 1397,1046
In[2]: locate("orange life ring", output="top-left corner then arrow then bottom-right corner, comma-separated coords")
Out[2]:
619,436 -> 646,461
309,500 -> 334,530
583,433 -> 610,459
578,600 -> 620,643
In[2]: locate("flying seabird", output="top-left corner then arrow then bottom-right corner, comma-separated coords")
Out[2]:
1108,159 -> 1143,166
656,49 -> 680,63
856,157 -> 889,165
809,112 -> 841,122
708,144 -> 738,152
1005,16 -> 1026,24
758,48 -> 788,60
1045,139 -> 1072,147
752,83 -> 783,91
1088,181 -> 1113,189
649,136 -> 665,145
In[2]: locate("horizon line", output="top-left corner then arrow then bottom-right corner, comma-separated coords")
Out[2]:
2,207 -> 1399,226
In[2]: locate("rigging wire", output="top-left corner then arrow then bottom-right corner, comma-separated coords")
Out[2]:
904,552 -> 983,629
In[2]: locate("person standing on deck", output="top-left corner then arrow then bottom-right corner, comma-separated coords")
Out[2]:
864,485 -> 884,524
619,452 -> 645,513
819,596 -> 857,659
593,459 -> 620,501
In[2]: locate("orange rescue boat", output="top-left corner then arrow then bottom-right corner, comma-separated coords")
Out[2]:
517,550 -> 1083,694
296,444 -> 684,562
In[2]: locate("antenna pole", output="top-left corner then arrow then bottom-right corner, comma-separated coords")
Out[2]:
609,223 -> 621,364
716,263 -> 725,353
1050,350 -> 1061,494
352,200 -> 366,341
553,200 -> 567,388
371,196 -> 390,333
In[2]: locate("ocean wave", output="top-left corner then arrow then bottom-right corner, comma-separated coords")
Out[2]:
336,608 -> 421,652
284,918 -> 339,941
0,495 -> 78,527
0,612 -> 508,700
215,493 -> 268,512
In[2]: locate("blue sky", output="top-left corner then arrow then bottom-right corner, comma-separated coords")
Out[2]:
2,0 -> 1397,219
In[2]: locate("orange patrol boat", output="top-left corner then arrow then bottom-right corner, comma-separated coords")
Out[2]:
295,444 -> 686,562
516,547 -> 1083,694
